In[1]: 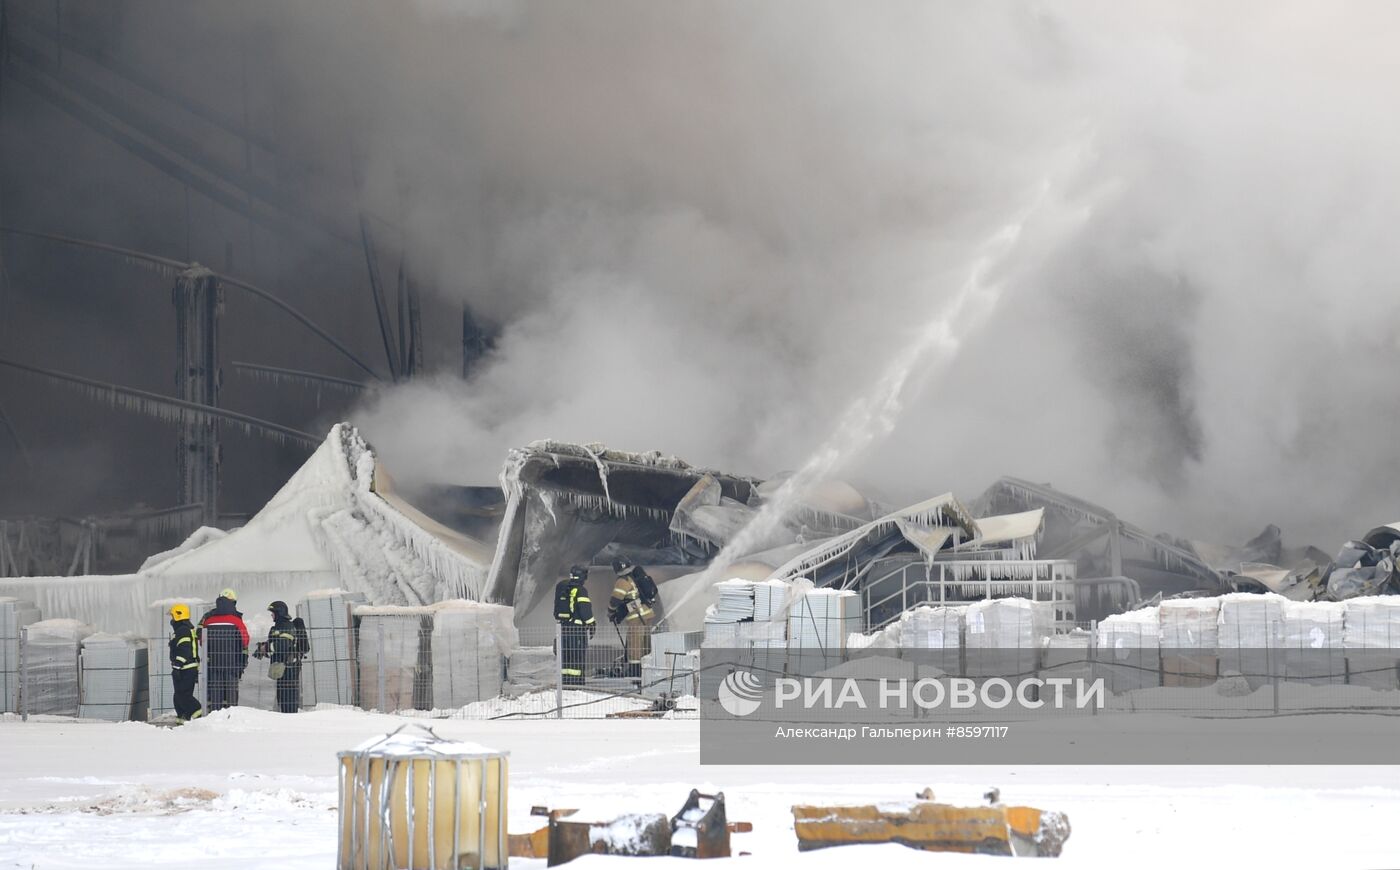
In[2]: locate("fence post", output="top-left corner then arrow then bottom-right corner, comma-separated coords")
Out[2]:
19,626 -> 28,722
555,622 -> 564,720
376,619 -> 386,713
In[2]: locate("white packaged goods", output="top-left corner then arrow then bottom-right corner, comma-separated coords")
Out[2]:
787,589 -> 861,653
79,634 -> 149,721
713,580 -> 756,621
23,619 -> 94,716
0,597 -> 41,713
147,598 -> 207,719
357,607 -> 433,711
1095,607 -> 1161,693
1042,631 -> 1092,670
895,605 -> 964,674
297,590 -> 365,707
964,598 -> 1052,676
1159,598 -> 1220,649
1343,597 -> 1400,690
641,632 -> 697,698
1280,600 -> 1345,684
752,580 -> 791,621
504,647 -> 555,695
1218,593 -> 1286,689
430,601 -> 515,708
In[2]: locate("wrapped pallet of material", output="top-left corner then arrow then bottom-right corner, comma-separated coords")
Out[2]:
897,605 -> 965,675
1343,597 -> 1400,690
298,590 -> 367,707
148,598 -> 207,719
1217,593 -> 1286,690
23,619 -> 94,716
504,647 -> 556,695
79,634 -> 149,721
1159,598 -> 1219,687
0,597 -> 41,714
430,601 -> 516,709
1096,606 -> 1161,693
357,607 -> 434,712
641,631 -> 697,698
787,589 -> 861,653
964,598 -> 1053,677
1041,630 -> 1092,672
752,580 -> 791,621
1280,600 -> 1345,685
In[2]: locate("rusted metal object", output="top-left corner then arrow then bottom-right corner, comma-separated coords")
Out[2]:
510,793 -> 748,865
791,791 -> 1070,857
669,790 -> 730,858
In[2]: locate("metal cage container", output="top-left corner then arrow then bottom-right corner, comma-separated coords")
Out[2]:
338,726 -> 508,870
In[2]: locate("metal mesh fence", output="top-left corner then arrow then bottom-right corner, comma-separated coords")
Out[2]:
6,606 -> 1400,723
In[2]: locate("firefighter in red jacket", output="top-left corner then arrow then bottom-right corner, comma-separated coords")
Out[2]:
198,589 -> 250,711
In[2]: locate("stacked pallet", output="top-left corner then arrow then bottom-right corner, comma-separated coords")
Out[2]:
641,631 -> 697,698
430,601 -> 514,709
297,590 -> 365,707
23,619 -> 94,716
0,597 -> 41,714
1217,593 -> 1286,689
1342,597 -> 1400,690
147,598 -> 208,719
896,605 -> 965,675
1279,600 -> 1345,685
1095,606 -> 1161,693
702,580 -> 757,647
1159,599 -> 1220,687
79,634 -> 149,721
357,606 -> 434,712
504,647 -> 556,695
787,589 -> 861,654
963,598 -> 1052,677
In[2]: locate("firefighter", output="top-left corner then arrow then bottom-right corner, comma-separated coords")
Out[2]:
198,589 -> 249,711
167,603 -> 202,722
555,565 -> 596,686
608,558 -> 657,678
254,601 -> 310,713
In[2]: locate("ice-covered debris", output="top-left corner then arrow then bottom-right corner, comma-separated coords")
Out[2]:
588,813 -> 670,856
138,526 -> 228,572
350,728 -> 503,757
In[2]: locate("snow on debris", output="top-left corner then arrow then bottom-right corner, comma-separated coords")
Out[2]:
349,729 -> 503,757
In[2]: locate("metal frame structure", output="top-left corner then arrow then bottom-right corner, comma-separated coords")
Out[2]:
862,557 -> 1077,632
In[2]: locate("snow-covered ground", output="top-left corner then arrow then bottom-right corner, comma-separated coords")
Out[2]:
1,707 -> 1398,868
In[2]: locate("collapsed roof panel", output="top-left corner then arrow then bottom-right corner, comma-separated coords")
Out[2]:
977,477 -> 1222,597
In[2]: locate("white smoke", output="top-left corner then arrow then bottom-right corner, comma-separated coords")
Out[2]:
254,0 -> 1400,548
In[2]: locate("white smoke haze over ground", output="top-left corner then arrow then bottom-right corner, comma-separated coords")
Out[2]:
294,0 -> 1400,548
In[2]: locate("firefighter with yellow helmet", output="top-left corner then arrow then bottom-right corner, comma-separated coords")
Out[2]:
167,603 -> 203,721
608,557 -> 658,678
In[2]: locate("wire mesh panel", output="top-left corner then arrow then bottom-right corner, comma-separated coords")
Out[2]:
1,597 -> 42,714
19,620 -> 94,718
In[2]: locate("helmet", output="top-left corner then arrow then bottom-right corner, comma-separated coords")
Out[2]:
568,565 -> 589,582
220,588 -> 237,601
268,600 -> 289,618
169,603 -> 190,621
612,557 -> 634,576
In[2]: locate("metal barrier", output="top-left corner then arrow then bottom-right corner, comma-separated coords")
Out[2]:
863,559 -> 1077,631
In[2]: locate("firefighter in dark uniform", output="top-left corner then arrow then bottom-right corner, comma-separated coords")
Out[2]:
167,603 -> 203,722
555,565 -> 596,686
254,600 -> 310,713
198,589 -> 250,711
609,558 -> 658,678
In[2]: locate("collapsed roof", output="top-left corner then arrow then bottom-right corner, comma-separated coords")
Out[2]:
975,476 -> 1223,598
